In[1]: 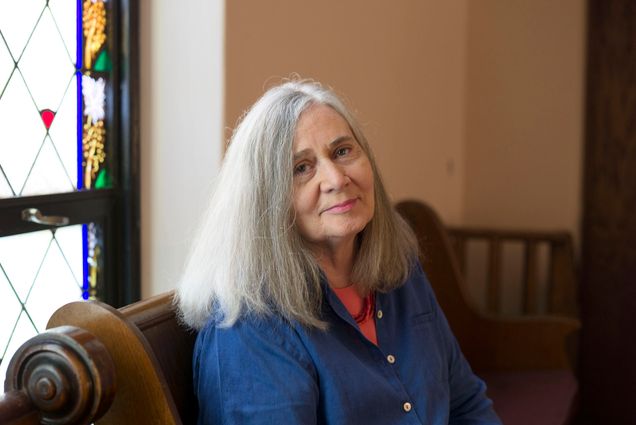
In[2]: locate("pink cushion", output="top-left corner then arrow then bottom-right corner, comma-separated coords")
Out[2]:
480,370 -> 577,425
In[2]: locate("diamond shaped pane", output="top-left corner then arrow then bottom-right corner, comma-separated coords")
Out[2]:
0,310 -> 38,389
54,226 -> 83,286
0,229 -> 52,303
0,224 -> 86,387
25,238 -> 82,332
0,269 -> 22,366
48,0 -> 78,64
0,170 -> 13,197
49,74 -> 79,188
0,72 -> 46,197
0,37 -> 14,94
0,0 -> 46,60
21,135 -> 74,196
19,8 -> 75,112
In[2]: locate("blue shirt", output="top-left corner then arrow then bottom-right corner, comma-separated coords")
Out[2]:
193,261 -> 501,424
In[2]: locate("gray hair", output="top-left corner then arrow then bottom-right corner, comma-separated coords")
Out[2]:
176,80 -> 417,330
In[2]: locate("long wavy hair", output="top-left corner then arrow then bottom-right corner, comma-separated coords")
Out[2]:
176,80 -> 417,330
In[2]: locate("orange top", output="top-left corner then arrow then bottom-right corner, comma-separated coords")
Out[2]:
332,285 -> 378,346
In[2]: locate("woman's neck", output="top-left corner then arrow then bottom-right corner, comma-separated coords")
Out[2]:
313,238 -> 356,289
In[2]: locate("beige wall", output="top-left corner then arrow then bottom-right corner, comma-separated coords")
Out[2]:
226,0 -> 468,224
140,0 -> 224,296
226,1 -> 585,240
463,0 -> 585,313
464,0 -> 585,243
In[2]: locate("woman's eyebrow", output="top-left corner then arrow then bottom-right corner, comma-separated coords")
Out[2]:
329,135 -> 354,147
293,149 -> 311,161
293,135 -> 355,161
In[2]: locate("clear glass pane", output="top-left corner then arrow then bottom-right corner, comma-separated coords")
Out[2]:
0,270 -> 22,366
0,1 -> 46,59
25,238 -> 82,333
49,74 -> 79,188
0,229 -> 51,303
48,0 -> 78,63
0,72 -> 46,196
0,37 -> 14,93
54,225 -> 83,285
0,172 -> 12,198
0,224 -> 90,385
20,8 -> 75,112
21,135 -> 75,196
0,311 -> 38,387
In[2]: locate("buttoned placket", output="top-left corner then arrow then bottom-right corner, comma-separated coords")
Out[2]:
324,289 -> 422,423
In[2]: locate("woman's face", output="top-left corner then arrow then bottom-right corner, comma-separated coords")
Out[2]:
292,104 -> 375,251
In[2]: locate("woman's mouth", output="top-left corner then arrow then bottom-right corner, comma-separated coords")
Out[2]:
323,198 -> 357,214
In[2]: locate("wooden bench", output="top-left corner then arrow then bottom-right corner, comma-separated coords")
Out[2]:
396,199 -> 580,424
448,226 -> 578,317
0,292 -> 196,425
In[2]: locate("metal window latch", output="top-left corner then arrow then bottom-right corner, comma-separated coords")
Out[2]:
21,208 -> 70,227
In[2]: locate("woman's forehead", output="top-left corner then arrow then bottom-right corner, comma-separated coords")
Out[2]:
293,105 -> 354,150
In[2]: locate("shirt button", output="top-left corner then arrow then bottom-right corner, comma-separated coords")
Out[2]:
403,402 -> 412,412
387,354 -> 396,364
377,310 -> 383,319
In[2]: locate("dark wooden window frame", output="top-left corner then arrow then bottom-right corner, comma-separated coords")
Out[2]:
0,0 -> 140,307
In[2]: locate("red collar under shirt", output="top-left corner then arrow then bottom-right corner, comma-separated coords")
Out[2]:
331,285 -> 378,345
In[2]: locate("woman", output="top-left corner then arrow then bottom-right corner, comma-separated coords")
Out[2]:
177,80 -> 501,424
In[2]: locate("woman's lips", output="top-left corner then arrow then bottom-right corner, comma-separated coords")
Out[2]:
322,198 -> 357,214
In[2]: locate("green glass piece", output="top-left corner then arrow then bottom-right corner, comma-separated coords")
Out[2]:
94,50 -> 112,72
94,168 -> 112,189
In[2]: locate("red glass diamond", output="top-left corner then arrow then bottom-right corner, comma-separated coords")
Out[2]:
40,109 -> 55,129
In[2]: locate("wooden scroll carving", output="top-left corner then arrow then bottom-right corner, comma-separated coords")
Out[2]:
0,326 -> 115,425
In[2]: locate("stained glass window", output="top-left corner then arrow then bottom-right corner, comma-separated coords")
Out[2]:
0,0 -> 135,386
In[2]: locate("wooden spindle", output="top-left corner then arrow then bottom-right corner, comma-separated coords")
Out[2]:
523,240 -> 539,314
453,236 -> 467,275
487,237 -> 501,313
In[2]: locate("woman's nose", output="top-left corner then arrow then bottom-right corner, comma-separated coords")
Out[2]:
319,161 -> 349,192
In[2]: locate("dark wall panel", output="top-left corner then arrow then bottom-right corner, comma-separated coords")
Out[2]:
577,1 -> 636,423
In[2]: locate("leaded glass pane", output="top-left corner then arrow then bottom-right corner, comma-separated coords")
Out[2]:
0,223 -> 101,384
0,71 -> 46,195
54,224 -> 84,286
0,172 -> 12,198
0,270 -> 22,366
19,8 -> 75,112
0,0 -> 111,198
21,135 -> 75,196
0,228 -> 51,302
49,76 -> 79,186
1,311 -> 38,385
0,37 -> 13,94
0,1 -> 46,59
48,0 -> 78,62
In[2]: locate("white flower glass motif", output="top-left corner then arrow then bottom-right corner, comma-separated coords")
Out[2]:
82,75 -> 106,124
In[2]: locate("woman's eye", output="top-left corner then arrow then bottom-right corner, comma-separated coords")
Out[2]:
335,147 -> 351,157
294,163 -> 309,175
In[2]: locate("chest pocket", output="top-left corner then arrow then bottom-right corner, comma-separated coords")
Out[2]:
406,308 -> 448,384
410,310 -> 434,326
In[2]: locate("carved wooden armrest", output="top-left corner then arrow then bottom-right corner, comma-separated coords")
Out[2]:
0,326 -> 115,425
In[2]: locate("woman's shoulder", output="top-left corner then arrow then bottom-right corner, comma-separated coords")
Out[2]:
195,310 -> 314,368
399,258 -> 435,294
383,258 -> 438,317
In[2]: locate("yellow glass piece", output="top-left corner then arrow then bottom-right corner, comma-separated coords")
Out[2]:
83,0 -> 107,70
82,117 -> 106,189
